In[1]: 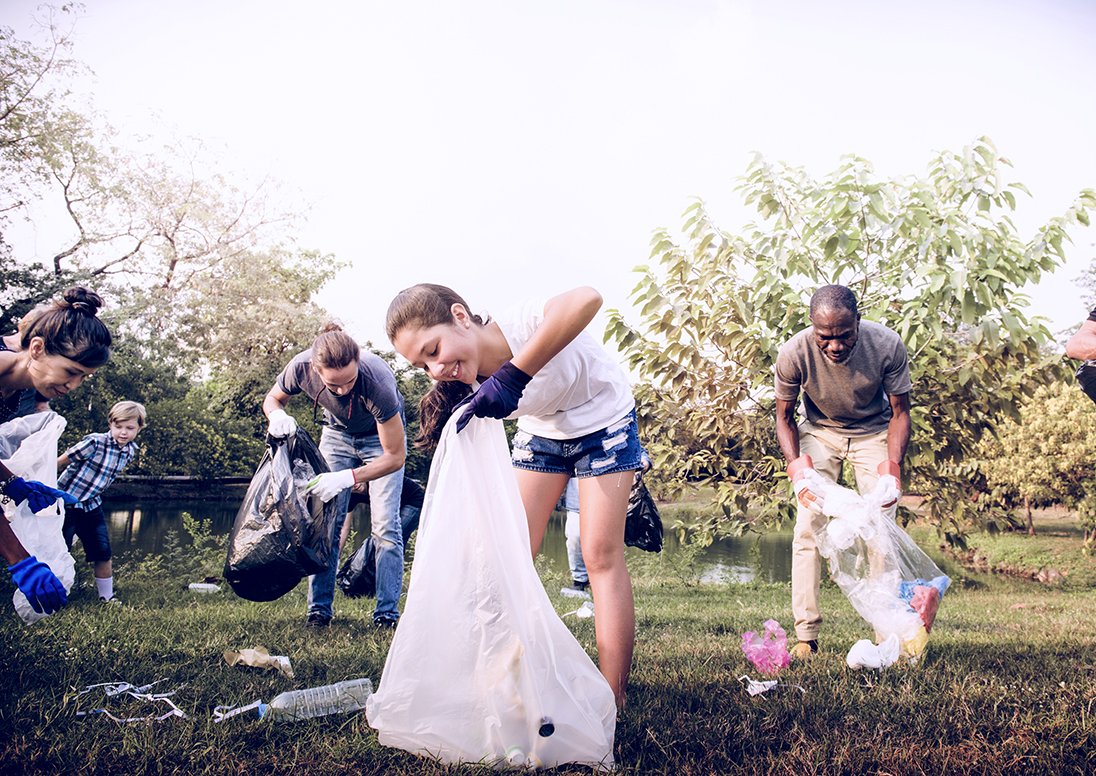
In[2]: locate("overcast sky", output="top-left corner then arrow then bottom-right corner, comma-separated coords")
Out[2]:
4,0 -> 1094,352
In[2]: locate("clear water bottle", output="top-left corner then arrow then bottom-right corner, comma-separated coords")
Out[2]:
187,582 -> 221,593
258,678 -> 373,721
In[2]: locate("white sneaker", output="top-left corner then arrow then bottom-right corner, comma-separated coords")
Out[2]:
560,584 -> 591,600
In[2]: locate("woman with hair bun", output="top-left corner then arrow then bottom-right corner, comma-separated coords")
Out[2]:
1,287 -> 113,614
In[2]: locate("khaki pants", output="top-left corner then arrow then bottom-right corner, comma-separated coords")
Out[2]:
792,421 -> 889,642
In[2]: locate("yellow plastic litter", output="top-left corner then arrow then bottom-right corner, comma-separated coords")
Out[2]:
901,626 -> 929,660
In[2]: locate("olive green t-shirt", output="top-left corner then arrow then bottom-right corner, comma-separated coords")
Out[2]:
774,320 -> 912,437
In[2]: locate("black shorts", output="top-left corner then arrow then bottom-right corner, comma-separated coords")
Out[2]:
62,504 -> 112,563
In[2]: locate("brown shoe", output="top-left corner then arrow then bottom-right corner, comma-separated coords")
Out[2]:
791,640 -> 818,660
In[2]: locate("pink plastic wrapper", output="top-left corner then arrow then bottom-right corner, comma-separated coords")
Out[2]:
741,619 -> 791,676
910,586 -> 941,632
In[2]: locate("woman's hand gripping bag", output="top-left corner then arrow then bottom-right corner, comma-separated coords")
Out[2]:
366,416 -> 616,771
223,428 -> 338,602
0,412 -> 75,623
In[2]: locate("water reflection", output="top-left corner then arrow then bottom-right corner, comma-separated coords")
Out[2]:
101,498 -> 794,583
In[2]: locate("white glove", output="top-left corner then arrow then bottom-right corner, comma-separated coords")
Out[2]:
267,409 -> 297,438
871,474 -> 901,512
791,468 -> 828,512
304,469 -> 356,502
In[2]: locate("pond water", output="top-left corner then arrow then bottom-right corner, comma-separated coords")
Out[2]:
99,497 -> 795,584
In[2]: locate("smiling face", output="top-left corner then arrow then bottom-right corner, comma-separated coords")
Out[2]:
810,306 -> 860,363
392,305 -> 481,385
25,338 -> 97,398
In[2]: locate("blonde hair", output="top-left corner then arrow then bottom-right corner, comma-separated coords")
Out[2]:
109,400 -> 147,428
311,322 -> 360,369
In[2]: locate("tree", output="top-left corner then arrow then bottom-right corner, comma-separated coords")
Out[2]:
977,382 -> 1096,548
607,138 -> 1096,543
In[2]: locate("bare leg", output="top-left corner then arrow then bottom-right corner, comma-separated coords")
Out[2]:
514,470 -> 569,557
578,470 -> 635,708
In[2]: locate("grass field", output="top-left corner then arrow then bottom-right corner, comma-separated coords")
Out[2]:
0,514 -> 1092,775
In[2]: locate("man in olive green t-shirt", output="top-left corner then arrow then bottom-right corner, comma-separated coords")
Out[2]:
774,285 -> 912,659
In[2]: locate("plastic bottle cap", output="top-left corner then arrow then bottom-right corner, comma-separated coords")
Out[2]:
538,719 -> 555,737
257,702 -> 269,719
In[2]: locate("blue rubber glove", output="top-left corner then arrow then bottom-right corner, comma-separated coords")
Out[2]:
455,361 -> 532,433
8,556 -> 67,614
3,477 -> 78,512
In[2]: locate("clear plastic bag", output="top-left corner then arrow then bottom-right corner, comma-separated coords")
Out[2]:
366,416 -> 616,770
800,470 -> 950,664
0,412 -> 75,623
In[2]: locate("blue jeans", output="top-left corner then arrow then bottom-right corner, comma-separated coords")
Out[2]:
311,427 -> 405,620
562,478 -> 588,584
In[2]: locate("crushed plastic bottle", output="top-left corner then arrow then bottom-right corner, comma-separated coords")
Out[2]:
258,678 -> 373,721
187,583 -> 221,593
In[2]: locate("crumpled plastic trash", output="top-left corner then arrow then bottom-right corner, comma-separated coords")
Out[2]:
741,619 -> 791,676
898,576 -> 949,632
224,647 -> 295,679
561,600 -> 595,619
74,680 -> 186,723
737,674 -> 806,697
846,633 -> 901,670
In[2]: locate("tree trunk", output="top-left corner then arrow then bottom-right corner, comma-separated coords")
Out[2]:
1025,496 -> 1035,537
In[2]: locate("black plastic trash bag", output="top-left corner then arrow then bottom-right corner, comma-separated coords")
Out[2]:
224,429 -> 339,602
337,477 -> 424,598
624,472 -> 662,553
1075,361 -> 1096,406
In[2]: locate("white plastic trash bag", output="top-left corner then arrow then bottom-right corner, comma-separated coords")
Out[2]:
366,416 -> 616,770
799,470 -> 950,665
0,412 -> 76,623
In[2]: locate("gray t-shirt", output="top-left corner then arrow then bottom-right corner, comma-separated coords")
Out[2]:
277,349 -> 403,436
774,320 -> 912,437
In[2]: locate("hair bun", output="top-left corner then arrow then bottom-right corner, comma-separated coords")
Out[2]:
63,287 -> 104,317
319,321 -> 344,334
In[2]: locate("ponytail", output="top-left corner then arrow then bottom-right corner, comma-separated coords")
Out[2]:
311,322 -> 360,369
414,380 -> 472,451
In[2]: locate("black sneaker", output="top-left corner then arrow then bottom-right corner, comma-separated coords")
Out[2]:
373,613 -> 399,629
306,612 -> 332,628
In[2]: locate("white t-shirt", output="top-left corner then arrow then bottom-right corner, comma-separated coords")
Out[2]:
491,299 -> 635,440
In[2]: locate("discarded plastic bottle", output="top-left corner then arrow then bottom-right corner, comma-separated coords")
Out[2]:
258,678 -> 373,721
187,583 -> 221,593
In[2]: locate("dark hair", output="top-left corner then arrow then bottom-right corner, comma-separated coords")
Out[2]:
809,284 -> 859,318
385,283 -> 485,451
311,322 -> 360,369
18,287 -> 112,367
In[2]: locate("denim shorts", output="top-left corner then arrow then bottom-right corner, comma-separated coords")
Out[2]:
511,411 -> 643,478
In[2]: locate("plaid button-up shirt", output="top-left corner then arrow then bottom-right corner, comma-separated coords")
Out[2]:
58,432 -> 139,511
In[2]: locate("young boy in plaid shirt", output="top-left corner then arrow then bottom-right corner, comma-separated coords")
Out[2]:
58,401 -> 146,603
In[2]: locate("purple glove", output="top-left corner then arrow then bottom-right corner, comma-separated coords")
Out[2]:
455,361 -> 532,433
9,556 -> 67,614
3,477 -> 78,512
